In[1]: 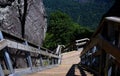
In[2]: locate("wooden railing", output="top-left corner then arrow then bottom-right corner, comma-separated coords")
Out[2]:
0,31 -> 63,76
63,38 -> 89,52
76,38 -> 89,50
80,17 -> 120,76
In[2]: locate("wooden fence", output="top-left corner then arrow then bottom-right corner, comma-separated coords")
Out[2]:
0,31 -> 62,76
80,17 -> 120,76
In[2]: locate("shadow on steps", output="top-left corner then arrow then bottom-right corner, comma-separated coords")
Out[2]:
66,64 -> 87,76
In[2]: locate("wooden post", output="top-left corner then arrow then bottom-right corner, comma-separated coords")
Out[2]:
26,52 -> 32,69
54,58 -> 57,64
47,57 -> 50,65
58,56 -> 62,64
99,50 -> 106,75
0,31 -> 4,40
38,47 -> 43,66
58,50 -> 62,64
4,50 -> 14,74
0,31 -> 5,75
0,63 -> 4,76
24,41 -> 32,69
39,55 -> 43,66
117,31 -> 120,48
51,58 -> 54,65
104,54 -> 110,76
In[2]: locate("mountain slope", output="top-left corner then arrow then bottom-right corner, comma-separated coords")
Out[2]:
43,0 -> 115,29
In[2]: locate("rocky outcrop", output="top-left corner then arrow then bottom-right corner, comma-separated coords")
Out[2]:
0,0 -> 47,46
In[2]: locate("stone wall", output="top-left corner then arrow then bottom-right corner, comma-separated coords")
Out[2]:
0,0 -> 47,46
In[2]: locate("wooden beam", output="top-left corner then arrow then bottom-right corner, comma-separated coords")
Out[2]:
92,50 -> 102,57
98,37 -> 120,63
81,37 -> 98,56
105,17 -> 120,24
6,40 -> 59,58
0,39 -> 7,51
83,35 -> 120,63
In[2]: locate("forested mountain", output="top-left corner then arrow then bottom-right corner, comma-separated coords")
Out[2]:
43,11 -> 93,50
43,0 -> 115,29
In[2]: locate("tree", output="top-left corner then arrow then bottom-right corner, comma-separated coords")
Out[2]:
43,11 -> 93,50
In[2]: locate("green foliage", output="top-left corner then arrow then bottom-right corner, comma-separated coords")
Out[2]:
43,0 -> 115,29
43,11 -> 93,50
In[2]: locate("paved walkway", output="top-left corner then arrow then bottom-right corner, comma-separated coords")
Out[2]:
25,50 -> 93,76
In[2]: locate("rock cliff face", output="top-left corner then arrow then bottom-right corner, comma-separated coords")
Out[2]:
0,0 -> 47,46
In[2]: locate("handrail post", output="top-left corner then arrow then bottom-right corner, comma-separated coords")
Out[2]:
58,53 -> 62,64
56,45 -> 64,64
0,31 -> 3,40
38,47 -> 43,66
24,41 -> 32,69
39,54 -> 43,66
105,54 -> 110,76
26,52 -> 32,69
0,63 -> 4,76
0,31 -> 5,75
47,57 -> 50,65
51,58 -> 54,65
46,50 -> 50,65
99,50 -> 106,75
54,58 -> 57,64
4,50 -> 14,74
58,56 -> 62,64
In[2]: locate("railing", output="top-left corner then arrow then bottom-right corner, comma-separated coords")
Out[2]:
80,17 -> 120,76
62,38 -> 89,53
0,31 -> 63,76
76,38 -> 89,50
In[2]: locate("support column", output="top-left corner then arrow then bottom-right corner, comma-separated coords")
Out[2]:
52,58 -> 54,65
105,54 -> 109,76
47,57 -> 50,66
26,52 -> 32,69
0,31 -> 3,40
58,55 -> 62,64
24,41 -> 32,69
58,46 -> 62,64
38,46 -> 43,66
54,58 -> 58,64
38,47 -> 43,66
4,50 -> 14,74
0,63 -> 4,76
39,55 -> 43,66
0,31 -> 5,75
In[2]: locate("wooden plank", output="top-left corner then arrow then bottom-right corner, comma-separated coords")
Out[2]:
6,40 -> 59,58
0,39 -> 7,51
76,38 -> 89,42
106,17 -> 120,24
76,42 -> 87,46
